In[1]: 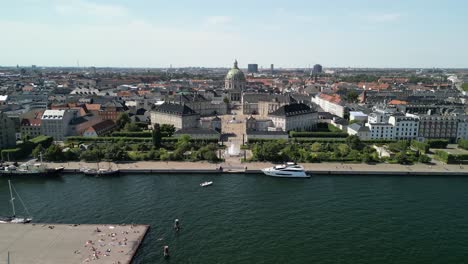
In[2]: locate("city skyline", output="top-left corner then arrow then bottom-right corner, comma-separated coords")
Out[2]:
1,0 -> 467,68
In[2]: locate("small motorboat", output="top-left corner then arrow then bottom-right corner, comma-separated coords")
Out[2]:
200,181 -> 213,187
163,245 -> 170,257
174,219 -> 180,232
83,168 -> 120,177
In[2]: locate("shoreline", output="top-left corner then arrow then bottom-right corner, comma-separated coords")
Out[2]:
42,161 -> 468,177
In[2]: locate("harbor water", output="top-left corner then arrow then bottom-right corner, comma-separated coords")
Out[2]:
1,174 -> 468,263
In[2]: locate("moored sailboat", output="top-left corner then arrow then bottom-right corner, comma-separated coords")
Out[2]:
0,180 -> 32,224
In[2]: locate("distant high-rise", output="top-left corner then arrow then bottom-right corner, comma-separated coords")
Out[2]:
313,64 -> 323,74
247,64 -> 258,73
270,64 -> 274,74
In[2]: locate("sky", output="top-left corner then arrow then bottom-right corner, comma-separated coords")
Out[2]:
0,0 -> 467,68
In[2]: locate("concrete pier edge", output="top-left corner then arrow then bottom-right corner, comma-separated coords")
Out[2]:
61,168 -> 468,177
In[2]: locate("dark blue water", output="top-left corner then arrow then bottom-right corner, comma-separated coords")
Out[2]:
1,174 -> 468,263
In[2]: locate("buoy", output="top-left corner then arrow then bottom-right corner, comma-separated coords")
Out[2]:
163,245 -> 170,257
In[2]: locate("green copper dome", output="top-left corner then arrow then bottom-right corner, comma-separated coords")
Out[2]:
225,60 -> 246,81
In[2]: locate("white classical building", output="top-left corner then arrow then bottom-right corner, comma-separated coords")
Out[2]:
312,93 -> 346,118
170,94 -> 227,116
366,123 -> 395,140
457,116 -> 468,140
349,111 -> 368,123
347,123 -> 370,140
150,103 -> 200,130
268,103 -> 318,131
40,109 -> 75,141
368,107 -> 396,123
388,114 -> 419,140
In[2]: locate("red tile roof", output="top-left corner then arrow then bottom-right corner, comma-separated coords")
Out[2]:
388,99 -> 407,105
319,93 -> 342,104
85,104 -> 101,111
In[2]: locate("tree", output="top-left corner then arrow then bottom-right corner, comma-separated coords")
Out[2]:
104,144 -> 129,161
336,144 -> 350,157
44,144 -> 63,162
123,122 -> 141,132
223,96 -> 230,104
362,152 -> 372,163
346,135 -> 363,150
176,135 -> 191,149
395,151 -> 410,164
80,148 -> 103,162
153,123 -> 162,148
346,90 -> 359,103
116,113 -> 131,129
388,140 -> 409,153
161,124 -> 176,137
311,142 -> 323,152
32,144 -> 45,159
418,154 -> 431,164
251,140 -> 286,162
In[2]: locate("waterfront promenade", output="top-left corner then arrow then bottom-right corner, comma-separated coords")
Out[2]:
46,161 -> 468,176
0,223 -> 148,264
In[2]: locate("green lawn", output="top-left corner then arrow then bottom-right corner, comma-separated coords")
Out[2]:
463,83 -> 468,92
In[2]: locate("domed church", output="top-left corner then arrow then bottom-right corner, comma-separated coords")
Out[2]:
225,60 -> 246,90
225,60 -> 245,102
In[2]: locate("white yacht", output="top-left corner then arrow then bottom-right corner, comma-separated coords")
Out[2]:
261,162 -> 310,178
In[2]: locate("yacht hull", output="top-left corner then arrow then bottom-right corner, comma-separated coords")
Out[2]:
261,168 -> 310,178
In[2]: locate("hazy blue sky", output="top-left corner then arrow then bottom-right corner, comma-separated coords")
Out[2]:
1,0 -> 467,68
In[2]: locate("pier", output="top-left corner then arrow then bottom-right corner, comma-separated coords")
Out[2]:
0,223 -> 148,264
50,160 -> 468,177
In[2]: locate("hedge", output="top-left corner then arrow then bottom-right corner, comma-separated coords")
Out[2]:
111,132 -> 152,138
0,136 -> 53,161
427,139 -> 449,149
435,150 -> 468,164
247,138 -> 346,144
1,148 -> 24,160
411,140 -> 430,153
67,136 -> 152,143
66,136 -> 218,144
289,131 -> 348,138
30,135 -> 54,148
362,139 -> 397,144
459,139 -> 468,150
112,131 -> 171,138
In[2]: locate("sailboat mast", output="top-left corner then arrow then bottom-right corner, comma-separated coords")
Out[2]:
8,180 -> 16,217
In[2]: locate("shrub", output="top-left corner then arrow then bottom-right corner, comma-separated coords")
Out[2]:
411,140 -> 430,153
30,136 -> 53,148
111,132 -> 152,137
459,139 -> 468,150
418,154 -> 431,163
427,139 -> 449,149
289,131 -> 348,138
435,150 -> 468,164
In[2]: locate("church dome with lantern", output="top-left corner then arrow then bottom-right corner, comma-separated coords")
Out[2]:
225,60 -> 246,90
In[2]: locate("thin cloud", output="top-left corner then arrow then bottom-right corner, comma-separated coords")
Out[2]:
55,0 -> 128,17
205,16 -> 232,25
367,13 -> 402,23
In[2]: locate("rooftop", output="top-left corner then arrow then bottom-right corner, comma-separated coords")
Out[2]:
153,102 -> 197,116
174,128 -> 220,135
269,103 -> 314,117
41,110 -> 66,120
